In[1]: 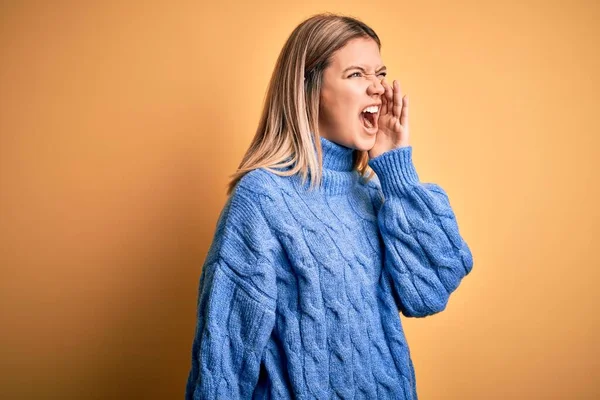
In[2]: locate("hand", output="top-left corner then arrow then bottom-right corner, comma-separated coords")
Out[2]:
368,79 -> 410,160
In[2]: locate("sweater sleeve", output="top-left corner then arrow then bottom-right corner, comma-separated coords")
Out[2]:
367,146 -> 474,318
185,184 -> 278,399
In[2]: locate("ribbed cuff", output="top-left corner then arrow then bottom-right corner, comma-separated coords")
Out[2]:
367,146 -> 420,197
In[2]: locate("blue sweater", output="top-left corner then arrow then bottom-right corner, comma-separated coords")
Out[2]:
185,136 -> 474,399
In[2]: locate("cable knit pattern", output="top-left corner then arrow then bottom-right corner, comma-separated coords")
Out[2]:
366,146 -> 474,317
185,136 -> 474,399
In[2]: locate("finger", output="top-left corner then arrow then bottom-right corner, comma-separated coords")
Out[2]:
380,89 -> 388,115
400,94 -> 409,128
381,80 -> 392,116
393,80 -> 403,118
379,79 -> 388,115
385,79 -> 393,107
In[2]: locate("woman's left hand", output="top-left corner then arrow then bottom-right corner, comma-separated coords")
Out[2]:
368,79 -> 410,160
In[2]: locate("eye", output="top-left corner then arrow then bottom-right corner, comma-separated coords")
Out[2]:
349,71 -> 388,78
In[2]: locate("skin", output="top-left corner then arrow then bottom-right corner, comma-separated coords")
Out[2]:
318,36 -> 410,160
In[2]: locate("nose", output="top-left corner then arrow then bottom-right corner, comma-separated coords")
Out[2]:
367,75 -> 385,96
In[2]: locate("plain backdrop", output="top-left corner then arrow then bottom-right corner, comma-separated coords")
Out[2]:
1,1 -> 598,399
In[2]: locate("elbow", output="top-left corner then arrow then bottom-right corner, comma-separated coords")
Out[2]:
395,252 -> 474,318
398,285 -> 452,318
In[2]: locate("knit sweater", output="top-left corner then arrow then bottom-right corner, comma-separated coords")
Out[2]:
185,136 -> 474,400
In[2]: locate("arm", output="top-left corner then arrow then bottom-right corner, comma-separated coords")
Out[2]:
185,184 -> 278,399
367,146 -> 474,318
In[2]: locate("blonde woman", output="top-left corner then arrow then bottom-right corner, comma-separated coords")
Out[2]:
185,12 -> 473,400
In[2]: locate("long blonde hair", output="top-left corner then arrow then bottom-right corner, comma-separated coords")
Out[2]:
226,12 -> 380,196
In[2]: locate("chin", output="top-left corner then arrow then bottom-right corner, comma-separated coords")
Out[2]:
354,133 -> 376,151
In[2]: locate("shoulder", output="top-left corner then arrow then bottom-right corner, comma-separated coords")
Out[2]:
233,167 -> 296,214
222,169 -> 279,236
221,167 -> 299,243
235,168 -> 286,196
205,170 -> 281,285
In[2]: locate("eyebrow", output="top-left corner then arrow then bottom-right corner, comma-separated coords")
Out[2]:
342,65 -> 387,74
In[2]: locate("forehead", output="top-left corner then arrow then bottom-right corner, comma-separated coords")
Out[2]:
329,37 -> 383,70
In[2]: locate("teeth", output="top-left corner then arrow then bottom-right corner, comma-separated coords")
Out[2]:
362,106 -> 379,113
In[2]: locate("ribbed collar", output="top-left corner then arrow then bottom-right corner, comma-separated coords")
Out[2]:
319,136 -> 355,172
291,136 -> 359,195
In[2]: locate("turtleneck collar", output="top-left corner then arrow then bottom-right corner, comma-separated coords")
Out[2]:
319,136 -> 355,172
290,135 -> 359,196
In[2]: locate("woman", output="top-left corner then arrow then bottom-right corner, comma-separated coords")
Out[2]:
185,12 -> 473,400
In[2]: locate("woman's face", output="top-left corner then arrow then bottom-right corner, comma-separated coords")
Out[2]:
318,37 -> 386,151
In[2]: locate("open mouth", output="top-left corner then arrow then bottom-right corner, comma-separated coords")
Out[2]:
360,109 -> 378,130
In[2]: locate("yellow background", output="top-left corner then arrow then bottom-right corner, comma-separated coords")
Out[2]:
1,1 -> 598,399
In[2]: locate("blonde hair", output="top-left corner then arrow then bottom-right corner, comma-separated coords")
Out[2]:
226,12 -> 380,196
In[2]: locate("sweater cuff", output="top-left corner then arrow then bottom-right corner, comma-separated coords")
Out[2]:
367,145 -> 420,197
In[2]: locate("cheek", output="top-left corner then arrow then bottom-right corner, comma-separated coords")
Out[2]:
319,85 -> 361,125
319,92 -> 341,123
340,85 -> 364,114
